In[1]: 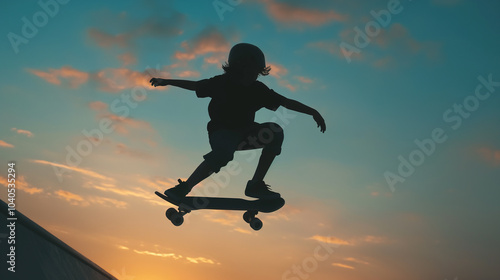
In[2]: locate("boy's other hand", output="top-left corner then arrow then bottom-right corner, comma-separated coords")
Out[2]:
150,78 -> 168,87
313,111 -> 326,133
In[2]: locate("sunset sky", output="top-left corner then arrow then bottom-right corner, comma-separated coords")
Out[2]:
1,0 -> 500,279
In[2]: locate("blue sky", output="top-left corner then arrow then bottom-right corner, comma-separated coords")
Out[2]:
1,0 -> 500,279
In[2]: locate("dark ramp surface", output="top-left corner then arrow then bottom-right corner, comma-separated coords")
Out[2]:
0,199 -> 117,280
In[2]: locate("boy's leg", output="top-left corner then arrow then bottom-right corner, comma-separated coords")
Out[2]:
240,123 -> 284,199
251,152 -> 276,182
185,160 -> 213,189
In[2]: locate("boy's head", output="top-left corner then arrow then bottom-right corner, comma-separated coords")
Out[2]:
223,43 -> 271,86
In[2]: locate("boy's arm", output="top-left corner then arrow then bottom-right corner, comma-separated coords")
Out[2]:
281,98 -> 326,133
150,78 -> 198,91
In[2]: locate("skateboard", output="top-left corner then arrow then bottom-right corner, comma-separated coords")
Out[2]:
155,191 -> 285,231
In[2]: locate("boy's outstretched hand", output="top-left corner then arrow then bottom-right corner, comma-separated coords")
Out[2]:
313,111 -> 326,133
150,78 -> 168,87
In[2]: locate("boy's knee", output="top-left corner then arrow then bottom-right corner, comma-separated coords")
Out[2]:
265,123 -> 284,144
204,150 -> 234,173
261,122 -> 284,155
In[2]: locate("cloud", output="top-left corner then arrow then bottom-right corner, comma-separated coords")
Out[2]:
131,248 -> 220,265
115,142 -> 154,159
371,23 -> 441,60
87,10 -> 185,50
88,101 -> 108,111
296,76 -> 313,84
0,175 -> 43,194
11,128 -> 34,137
261,0 -> 347,28
27,66 -> 89,88
87,28 -> 131,49
308,40 -> 363,61
311,23 -> 440,67
118,52 -> 137,66
85,181 -> 153,201
93,67 -> 158,93
176,70 -> 201,78
233,227 -> 253,235
31,159 -> 113,181
133,249 -> 181,259
28,66 -> 167,93
55,190 -> 87,206
309,235 -> 352,246
309,234 -> 387,246
173,27 -> 234,62
477,147 -> 500,165
268,62 -> 288,79
88,196 -> 128,208
0,140 -> 14,148
344,257 -> 370,265
362,235 -> 386,244
332,263 -> 355,269
186,257 -> 220,265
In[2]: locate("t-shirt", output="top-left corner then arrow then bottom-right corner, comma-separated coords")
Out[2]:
196,74 -> 285,132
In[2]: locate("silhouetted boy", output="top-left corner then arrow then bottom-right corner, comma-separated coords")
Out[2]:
150,43 -> 325,200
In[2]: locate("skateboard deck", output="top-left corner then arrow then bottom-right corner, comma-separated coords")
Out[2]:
155,191 -> 285,231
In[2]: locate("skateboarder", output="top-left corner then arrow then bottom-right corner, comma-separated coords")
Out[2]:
150,43 -> 326,200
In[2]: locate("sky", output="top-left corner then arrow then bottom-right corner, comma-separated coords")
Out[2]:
1,0 -> 500,279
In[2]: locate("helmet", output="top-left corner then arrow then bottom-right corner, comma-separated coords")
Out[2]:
228,43 -> 266,70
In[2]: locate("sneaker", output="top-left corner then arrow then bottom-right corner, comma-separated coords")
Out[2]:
164,179 -> 191,201
245,180 -> 281,199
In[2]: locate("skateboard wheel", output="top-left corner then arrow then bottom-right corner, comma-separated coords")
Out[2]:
250,218 -> 263,231
166,208 -> 177,220
243,211 -> 254,223
171,213 -> 184,226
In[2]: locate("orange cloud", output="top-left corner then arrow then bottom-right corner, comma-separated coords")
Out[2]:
478,147 -> 500,165
28,66 -> 167,93
344,257 -> 370,265
31,159 -> 113,181
262,0 -> 347,27
88,101 -> 108,111
103,114 -> 153,135
55,190 -> 87,205
118,52 -> 137,66
296,76 -> 313,84
86,181 -> 152,201
332,263 -> 355,269
11,128 -> 34,137
176,70 -> 201,78
88,196 -> 127,208
308,40 -> 363,61
0,140 -> 14,148
174,27 -> 233,62
0,175 -> 43,194
372,23 -> 440,59
94,68 -> 154,93
28,66 -> 89,88
87,28 -> 131,49
186,257 -> 220,265
268,62 -> 288,79
309,235 -> 352,246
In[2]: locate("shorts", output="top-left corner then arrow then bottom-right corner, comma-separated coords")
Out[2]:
203,122 -> 284,173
